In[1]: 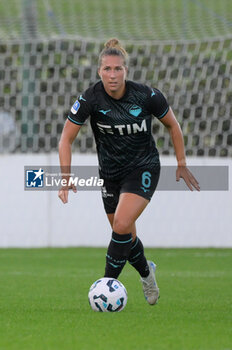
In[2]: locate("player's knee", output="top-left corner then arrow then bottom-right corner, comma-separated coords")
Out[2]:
112,216 -> 132,234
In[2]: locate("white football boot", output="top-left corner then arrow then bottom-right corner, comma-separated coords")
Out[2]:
140,260 -> 159,305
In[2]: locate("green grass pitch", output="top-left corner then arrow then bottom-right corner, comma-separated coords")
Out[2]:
0,248 -> 231,350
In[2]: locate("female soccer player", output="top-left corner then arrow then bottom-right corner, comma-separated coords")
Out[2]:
58,38 -> 200,305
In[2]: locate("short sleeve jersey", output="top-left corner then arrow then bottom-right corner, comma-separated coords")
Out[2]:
68,80 -> 169,180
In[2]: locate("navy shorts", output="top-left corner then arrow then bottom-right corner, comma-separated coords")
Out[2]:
100,165 -> 160,214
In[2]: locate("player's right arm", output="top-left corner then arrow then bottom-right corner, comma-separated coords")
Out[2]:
58,120 -> 82,204
58,88 -> 94,203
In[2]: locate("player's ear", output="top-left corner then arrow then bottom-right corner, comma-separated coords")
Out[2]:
125,66 -> 128,76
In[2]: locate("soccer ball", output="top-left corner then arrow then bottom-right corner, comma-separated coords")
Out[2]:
88,277 -> 128,312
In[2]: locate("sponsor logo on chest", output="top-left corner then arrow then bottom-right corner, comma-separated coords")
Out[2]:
96,119 -> 147,135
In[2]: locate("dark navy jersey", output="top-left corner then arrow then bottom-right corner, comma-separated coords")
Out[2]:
68,80 -> 169,180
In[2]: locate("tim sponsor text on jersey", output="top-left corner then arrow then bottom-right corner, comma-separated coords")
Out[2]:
96,119 -> 147,136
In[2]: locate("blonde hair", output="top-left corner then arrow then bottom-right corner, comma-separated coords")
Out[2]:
98,38 -> 129,67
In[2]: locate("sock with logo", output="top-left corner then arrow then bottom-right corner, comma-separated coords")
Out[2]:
128,236 -> 150,278
104,231 -> 133,279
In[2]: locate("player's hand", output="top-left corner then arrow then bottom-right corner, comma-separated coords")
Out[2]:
58,184 -> 77,204
176,166 -> 200,191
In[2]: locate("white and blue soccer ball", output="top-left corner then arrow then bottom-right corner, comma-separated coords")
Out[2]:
88,277 -> 128,312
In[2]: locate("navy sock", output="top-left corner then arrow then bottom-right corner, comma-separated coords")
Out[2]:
104,231 -> 133,279
128,237 -> 149,278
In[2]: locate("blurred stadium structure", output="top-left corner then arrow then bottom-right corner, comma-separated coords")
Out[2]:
0,0 -> 231,156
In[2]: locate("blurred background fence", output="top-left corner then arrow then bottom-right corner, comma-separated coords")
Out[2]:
0,0 -> 231,156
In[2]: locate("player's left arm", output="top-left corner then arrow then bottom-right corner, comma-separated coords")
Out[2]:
159,108 -> 200,191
